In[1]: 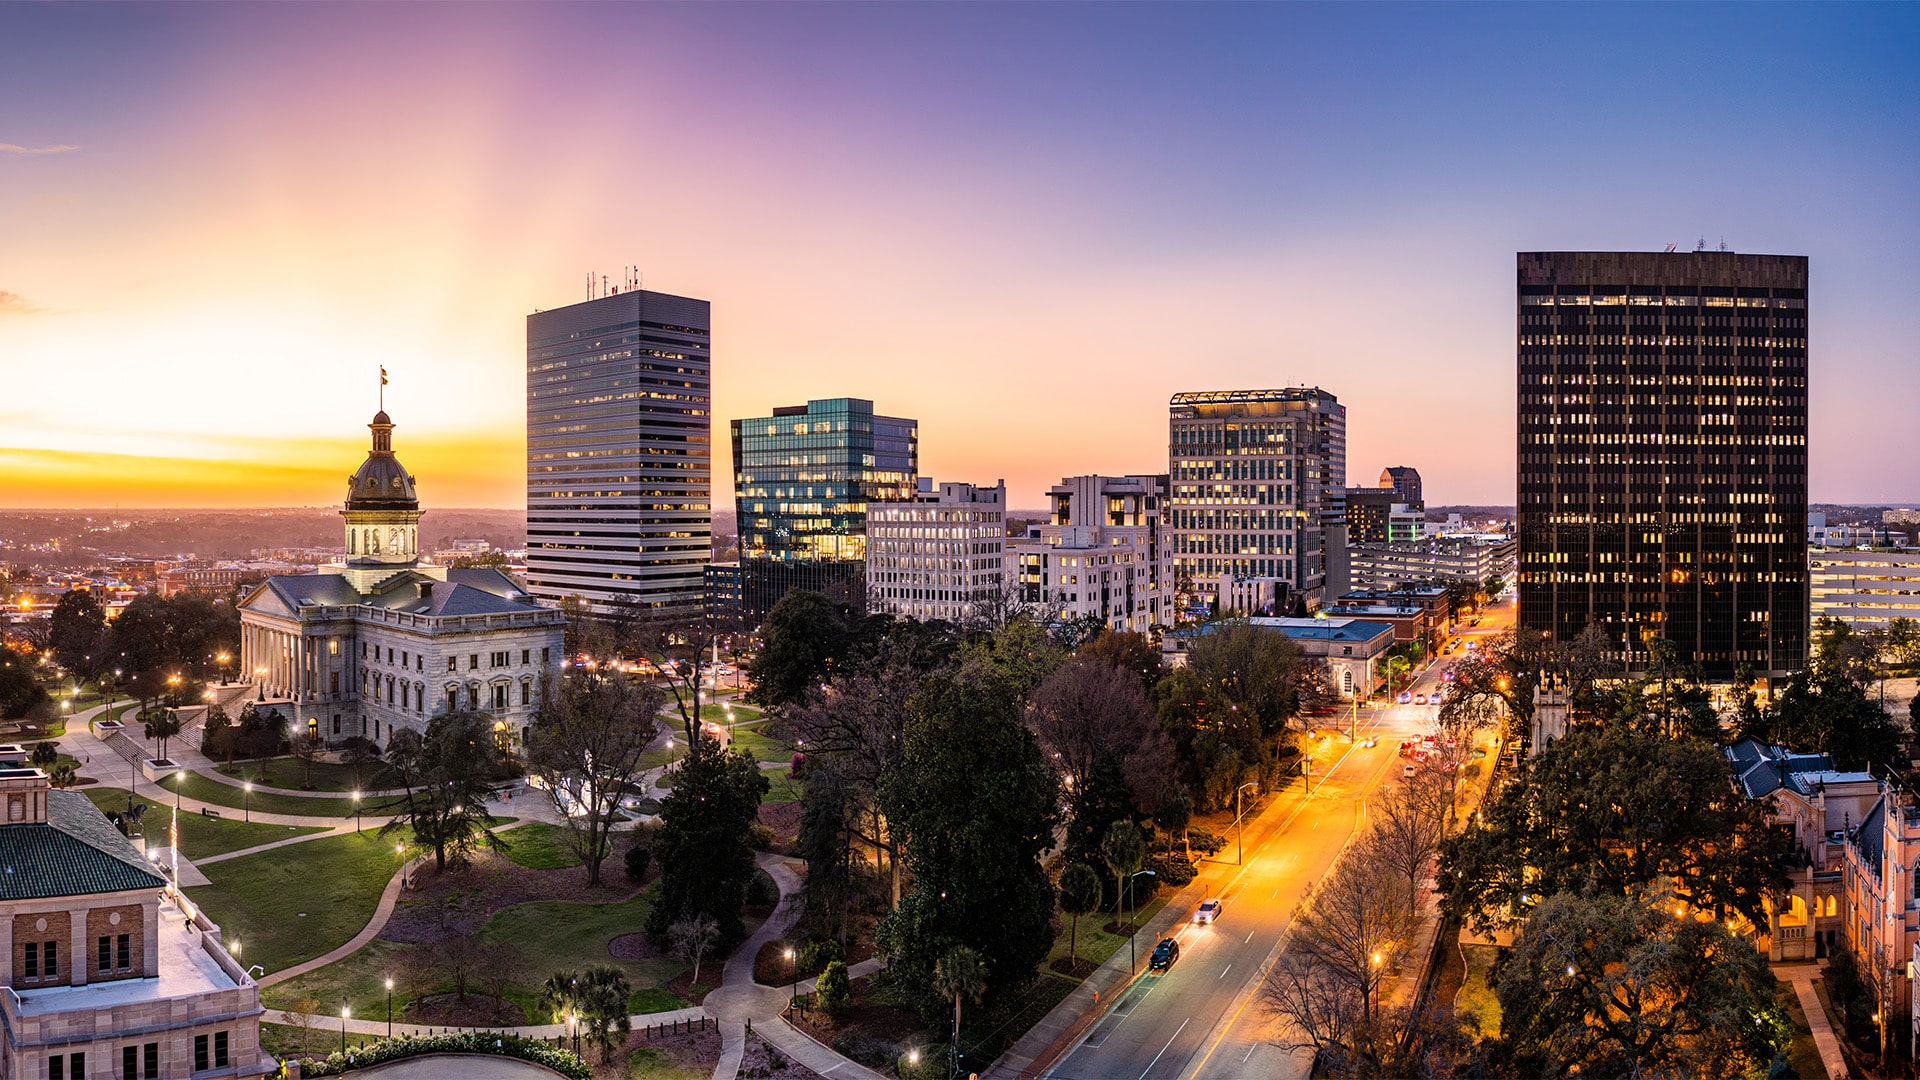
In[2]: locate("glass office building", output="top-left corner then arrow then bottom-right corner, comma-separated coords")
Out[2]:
526,289 -> 711,620
1516,251 -> 1808,678
731,398 -> 917,616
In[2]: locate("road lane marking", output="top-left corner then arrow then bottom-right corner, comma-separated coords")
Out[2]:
1246,930 -> 1256,943
1139,1018 -> 1189,1080
1243,1044 -> 1257,1063
1218,963 -> 1232,980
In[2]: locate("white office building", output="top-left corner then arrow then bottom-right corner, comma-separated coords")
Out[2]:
1009,475 -> 1172,635
867,480 -> 1007,624
1810,547 -> 1920,628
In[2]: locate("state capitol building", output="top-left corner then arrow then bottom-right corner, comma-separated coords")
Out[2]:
238,409 -> 566,751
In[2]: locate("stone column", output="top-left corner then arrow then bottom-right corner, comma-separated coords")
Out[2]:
69,912 -> 88,986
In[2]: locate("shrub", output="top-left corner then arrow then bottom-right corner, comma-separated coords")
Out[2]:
1186,826 -> 1226,855
1146,852 -> 1196,888
798,938 -> 844,974
625,844 -> 652,883
816,958 -> 852,1020
295,1032 -> 588,1079
747,823 -> 777,851
746,868 -> 780,907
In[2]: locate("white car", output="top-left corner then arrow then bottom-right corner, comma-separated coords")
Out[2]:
1194,898 -> 1224,924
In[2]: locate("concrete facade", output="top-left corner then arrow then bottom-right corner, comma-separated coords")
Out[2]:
867,480 -> 1007,624
1009,475 -> 1172,635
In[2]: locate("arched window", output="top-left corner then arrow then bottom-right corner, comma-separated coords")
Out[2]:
347,530 -> 356,554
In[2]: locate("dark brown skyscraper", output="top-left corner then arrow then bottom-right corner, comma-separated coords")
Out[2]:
1517,251 -> 1808,678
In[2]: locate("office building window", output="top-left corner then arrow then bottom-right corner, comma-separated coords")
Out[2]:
214,1032 -> 230,1068
124,1046 -> 138,1080
195,1035 -> 209,1072
144,1043 -> 159,1080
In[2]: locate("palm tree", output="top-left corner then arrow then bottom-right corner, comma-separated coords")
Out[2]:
1058,864 -> 1101,970
574,964 -> 631,1062
932,945 -> 987,1077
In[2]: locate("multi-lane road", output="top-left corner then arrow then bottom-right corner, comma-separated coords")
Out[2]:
1041,599 -> 1515,1080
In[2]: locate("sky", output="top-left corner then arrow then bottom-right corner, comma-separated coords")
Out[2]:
2,3 -> 1917,511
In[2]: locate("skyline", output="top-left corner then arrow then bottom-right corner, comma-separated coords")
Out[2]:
4,4 -> 1919,510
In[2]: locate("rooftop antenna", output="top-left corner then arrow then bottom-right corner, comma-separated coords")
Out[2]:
1664,241 -> 1679,253
1719,237 -> 1729,252
1695,237 -> 1707,252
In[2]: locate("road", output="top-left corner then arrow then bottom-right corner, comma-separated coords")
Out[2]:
1041,598 -> 1516,1080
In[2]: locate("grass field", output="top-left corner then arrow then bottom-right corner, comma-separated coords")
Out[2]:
1044,893 -> 1173,978
729,727 -> 789,763
186,831 -> 407,974
478,891 -> 686,1016
1454,943 -> 1503,1039
261,939 -> 415,1020
218,756 -> 398,793
761,766 -> 800,806
157,770 -> 362,818
84,788 -> 330,857
498,821 -> 584,870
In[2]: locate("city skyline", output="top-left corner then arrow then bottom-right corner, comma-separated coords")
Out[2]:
4,5 -> 1918,510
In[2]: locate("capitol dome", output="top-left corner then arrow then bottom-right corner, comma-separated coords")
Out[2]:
345,411 -> 418,511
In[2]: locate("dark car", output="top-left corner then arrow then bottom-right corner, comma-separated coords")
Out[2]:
1149,937 -> 1181,971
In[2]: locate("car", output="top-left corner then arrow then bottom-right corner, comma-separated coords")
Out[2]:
1403,763 -> 1417,778
1149,937 -> 1181,971
1194,898 -> 1224,924
1364,735 -> 1378,748
1414,693 -> 1428,706
1443,641 -> 1458,654
1398,691 -> 1413,704
1464,640 -> 1477,650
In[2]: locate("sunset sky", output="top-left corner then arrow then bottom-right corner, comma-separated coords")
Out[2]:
3,4 -> 1917,511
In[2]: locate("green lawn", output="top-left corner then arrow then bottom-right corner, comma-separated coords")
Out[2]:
479,892 -> 685,1017
498,821 -> 584,870
261,939 -> 414,1020
157,770 -> 362,818
1044,894 -> 1173,978
1777,979 -> 1826,1080
218,756 -> 398,793
762,766 -> 801,806
639,744 -> 683,771
695,703 -> 759,724
1454,943 -> 1503,1039
186,831 -> 407,974
730,727 -> 789,763
85,788 -> 330,857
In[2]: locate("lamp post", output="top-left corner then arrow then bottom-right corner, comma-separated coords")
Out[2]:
352,790 -> 362,834
1126,869 -> 1157,974
243,782 -> 252,824
784,947 -> 797,1018
340,998 -> 350,1054
397,843 -> 407,889
256,667 -> 266,702
217,652 -> 230,685
171,769 -> 185,883
1234,782 -> 1259,865
385,977 -> 394,1039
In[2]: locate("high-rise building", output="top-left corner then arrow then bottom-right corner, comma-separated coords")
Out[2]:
525,289 -> 712,620
1345,488 -> 1398,544
1008,474 -> 1171,634
1168,388 -> 1346,609
732,398 -> 917,616
1516,251 -> 1808,677
1380,466 -> 1423,508
867,479 -> 1007,623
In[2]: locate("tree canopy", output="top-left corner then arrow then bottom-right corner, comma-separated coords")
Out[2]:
645,739 -> 769,949
526,668 -> 662,885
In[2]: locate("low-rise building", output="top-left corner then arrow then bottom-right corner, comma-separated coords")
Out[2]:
1009,475 -> 1171,635
1725,738 -> 1875,962
1162,616 -> 1392,699
1347,537 -> 1516,594
1840,783 -> 1920,1060
1810,547 -> 1920,628
1325,586 -> 1449,653
0,767 -> 272,1078
866,480 -> 1007,624
1810,513 -> 1909,549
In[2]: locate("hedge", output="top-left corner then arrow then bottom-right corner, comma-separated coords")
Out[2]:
290,1032 -> 590,1079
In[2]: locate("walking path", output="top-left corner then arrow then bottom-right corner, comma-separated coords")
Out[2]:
1777,962 -> 1848,1080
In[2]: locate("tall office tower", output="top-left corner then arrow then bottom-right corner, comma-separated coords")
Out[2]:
1517,251 -> 1808,678
732,398 -> 917,617
1380,466 -> 1423,508
867,479 -> 1007,623
1344,488 -> 1398,544
526,289 -> 712,619
1007,474 -> 1171,633
1169,388 -> 1346,609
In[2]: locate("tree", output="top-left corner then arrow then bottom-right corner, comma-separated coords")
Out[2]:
958,616 -> 1065,705
0,645 -> 45,721
816,958 -> 853,1021
526,667 -> 663,885
288,730 -> 320,786
1155,787 -> 1193,861
748,590 -> 857,710
1100,819 -> 1147,917
1076,629 -> 1163,693
555,595 -> 615,661
1437,724 -> 1795,931
1261,850 -> 1411,1067
1495,891 -> 1790,1078
202,704 -> 234,764
48,589 -> 107,676
1057,863 -> 1101,970
541,965 -> 631,1063
644,739 -> 769,948
1365,765 -> 1449,914
667,913 -> 721,986
642,608 -> 750,747
448,550 -> 510,570
46,762 -> 78,789
1763,668 -> 1904,771
144,708 -> 184,762
1154,623 -> 1309,809
932,945 -> 988,1070
1062,754 -> 1141,904
876,672 -> 1060,1019
30,741 -> 57,769
108,594 -> 174,675
284,995 -> 323,1058
1029,655 -> 1172,809
378,711 -> 507,872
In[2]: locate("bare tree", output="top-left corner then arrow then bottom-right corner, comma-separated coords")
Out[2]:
525,667 -> 662,885
667,913 -> 721,985
285,995 -> 322,1058
642,610 -> 748,748
478,942 -> 524,1017
1366,768 -> 1450,914
288,730 -> 321,787
781,659 -> 917,906
1028,654 -> 1172,807
1263,849 -> 1411,1039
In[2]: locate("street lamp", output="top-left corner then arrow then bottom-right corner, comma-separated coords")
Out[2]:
217,652 -> 230,685
255,667 -> 266,702
340,998 -> 350,1054
784,947 -> 797,1017
243,782 -> 252,824
1125,869 -> 1157,974
385,977 -> 394,1039
352,790 -> 362,834
1234,782 -> 1260,865
396,843 -> 408,889
171,769 -> 186,883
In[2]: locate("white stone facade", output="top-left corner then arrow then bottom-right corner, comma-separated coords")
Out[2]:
1008,475 -> 1172,635
1810,547 -> 1920,628
866,480 -> 1007,623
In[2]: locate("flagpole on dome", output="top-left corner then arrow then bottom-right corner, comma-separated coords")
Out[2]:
379,366 -> 388,411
